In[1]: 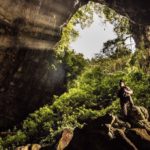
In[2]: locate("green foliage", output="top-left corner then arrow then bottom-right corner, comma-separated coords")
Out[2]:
2,131 -> 26,149
101,37 -> 132,59
1,52 -> 150,148
55,20 -> 79,53
130,48 -> 150,73
57,50 -> 88,84
99,99 -> 120,116
124,70 -> 150,107
0,138 -> 3,150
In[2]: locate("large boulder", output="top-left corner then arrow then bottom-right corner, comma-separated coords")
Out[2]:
128,105 -> 149,121
16,144 -> 41,150
127,105 -> 150,130
64,106 -> 150,150
126,128 -> 150,150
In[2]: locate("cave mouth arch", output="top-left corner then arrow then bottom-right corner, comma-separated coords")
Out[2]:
60,1 -> 136,59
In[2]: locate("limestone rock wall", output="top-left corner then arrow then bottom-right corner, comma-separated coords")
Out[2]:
0,0 -> 85,49
0,0 -> 82,129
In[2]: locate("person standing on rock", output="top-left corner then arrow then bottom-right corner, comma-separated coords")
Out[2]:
117,80 -> 134,117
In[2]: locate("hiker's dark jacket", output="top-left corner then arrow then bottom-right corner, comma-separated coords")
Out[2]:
117,86 -> 131,103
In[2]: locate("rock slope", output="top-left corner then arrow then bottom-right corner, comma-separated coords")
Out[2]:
64,105 -> 150,150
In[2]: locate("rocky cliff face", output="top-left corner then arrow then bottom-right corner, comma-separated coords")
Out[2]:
0,0 -> 150,129
0,0 -> 82,129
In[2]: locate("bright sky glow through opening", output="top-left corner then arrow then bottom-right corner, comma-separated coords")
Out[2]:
70,13 -> 136,59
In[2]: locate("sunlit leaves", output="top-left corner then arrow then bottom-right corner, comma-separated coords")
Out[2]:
101,37 -> 132,59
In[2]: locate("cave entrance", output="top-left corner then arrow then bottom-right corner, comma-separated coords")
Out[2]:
59,2 -> 136,60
